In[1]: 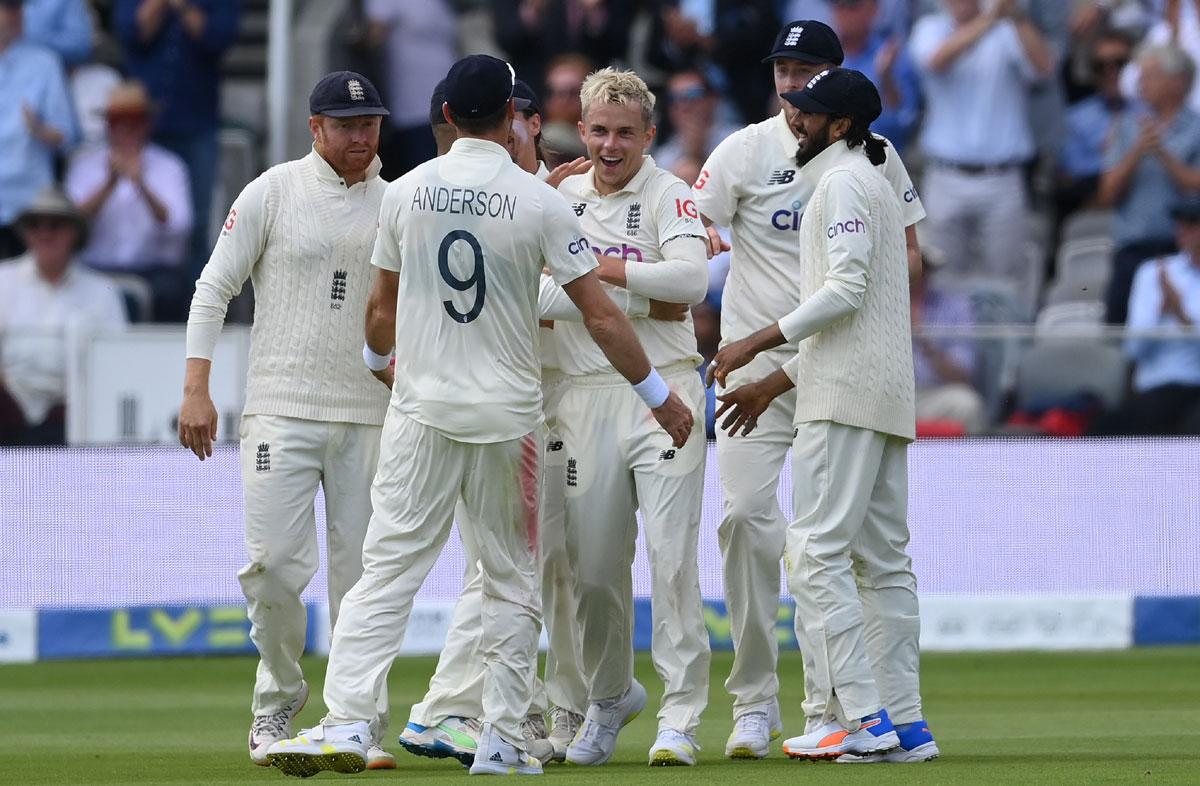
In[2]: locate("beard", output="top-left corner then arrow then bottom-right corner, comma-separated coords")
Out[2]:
794,120 -> 833,168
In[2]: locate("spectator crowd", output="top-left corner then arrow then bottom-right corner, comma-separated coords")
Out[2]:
2,0 -> 1200,444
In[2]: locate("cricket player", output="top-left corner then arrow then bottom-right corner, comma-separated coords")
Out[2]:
177,72 -> 396,771
266,54 -> 693,778
692,19 -> 929,760
553,68 -> 711,768
710,67 -> 929,763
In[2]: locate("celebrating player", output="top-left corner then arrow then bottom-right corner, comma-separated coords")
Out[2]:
710,67 -> 932,764
552,67 -> 711,768
178,71 -> 396,771
692,20 -> 929,760
265,54 -> 692,778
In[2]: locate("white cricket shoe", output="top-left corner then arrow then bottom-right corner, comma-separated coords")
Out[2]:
648,727 -> 699,766
469,722 -> 544,775
248,681 -> 309,766
366,742 -> 397,770
521,712 -> 554,764
266,720 -> 369,778
565,680 -> 647,766
724,700 -> 782,759
837,719 -> 940,764
546,706 -> 584,762
398,716 -> 481,766
783,710 -> 899,760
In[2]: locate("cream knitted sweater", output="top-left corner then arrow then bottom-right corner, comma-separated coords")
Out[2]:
186,149 -> 389,426
779,142 -> 915,440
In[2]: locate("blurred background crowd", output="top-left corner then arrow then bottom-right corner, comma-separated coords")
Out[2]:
3,0 -> 1200,446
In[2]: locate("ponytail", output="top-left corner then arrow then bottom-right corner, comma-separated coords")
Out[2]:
843,118 -> 888,166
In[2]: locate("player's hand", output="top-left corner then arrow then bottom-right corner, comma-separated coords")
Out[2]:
703,225 -> 730,259
706,337 -> 756,388
648,299 -> 689,321
715,382 -> 771,437
371,365 -> 395,389
651,391 -> 694,448
178,391 -> 218,460
546,156 -> 592,189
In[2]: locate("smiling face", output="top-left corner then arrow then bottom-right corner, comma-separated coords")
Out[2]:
579,100 -> 656,195
310,114 -> 382,180
773,59 -> 834,135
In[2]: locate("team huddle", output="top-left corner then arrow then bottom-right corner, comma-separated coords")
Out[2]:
177,18 -> 935,779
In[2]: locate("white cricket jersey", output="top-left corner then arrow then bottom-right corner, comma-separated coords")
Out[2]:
372,137 -> 597,443
555,156 -> 706,376
694,111 -> 925,356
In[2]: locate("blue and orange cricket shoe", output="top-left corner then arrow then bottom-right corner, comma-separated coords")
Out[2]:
782,709 -> 900,760
838,719 -> 940,763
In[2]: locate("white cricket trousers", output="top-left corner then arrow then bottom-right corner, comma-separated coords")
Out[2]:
238,414 -> 386,721
322,412 -> 544,746
408,373 -> 588,726
786,421 -> 921,725
559,363 -> 710,735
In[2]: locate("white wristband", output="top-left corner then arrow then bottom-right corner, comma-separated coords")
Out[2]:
632,368 -> 670,408
363,342 -> 393,372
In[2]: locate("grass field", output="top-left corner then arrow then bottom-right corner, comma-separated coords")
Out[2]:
2,648 -> 1198,785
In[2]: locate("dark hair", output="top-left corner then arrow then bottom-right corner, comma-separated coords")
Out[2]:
842,118 -> 887,166
447,102 -> 509,135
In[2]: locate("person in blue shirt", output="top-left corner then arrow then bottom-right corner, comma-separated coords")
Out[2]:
0,0 -> 78,260
114,0 -> 240,291
1091,196 -> 1200,435
1055,29 -> 1133,221
21,0 -> 94,67
830,0 -> 920,152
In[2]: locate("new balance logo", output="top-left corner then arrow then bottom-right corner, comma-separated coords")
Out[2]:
489,752 -> 503,762
785,26 -> 804,46
256,442 -> 270,472
626,202 -> 642,236
572,202 -> 587,216
768,169 -> 795,185
330,270 -> 347,307
347,79 -> 365,101
658,449 -> 676,461
566,458 -> 578,487
547,440 -> 564,452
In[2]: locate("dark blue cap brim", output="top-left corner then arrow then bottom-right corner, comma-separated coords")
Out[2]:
780,90 -> 834,115
319,106 -> 390,118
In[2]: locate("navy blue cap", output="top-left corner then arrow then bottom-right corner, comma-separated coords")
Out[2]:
513,79 -> 540,116
763,20 -> 844,65
781,68 -> 881,124
1171,195 -> 1200,221
444,55 -> 517,120
429,79 -> 449,126
309,71 -> 389,118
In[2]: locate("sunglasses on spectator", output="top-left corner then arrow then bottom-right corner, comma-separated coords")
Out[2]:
671,85 -> 709,102
1091,58 -> 1128,74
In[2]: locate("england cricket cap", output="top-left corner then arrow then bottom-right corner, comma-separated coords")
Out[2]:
309,71 -> 390,118
443,54 -> 526,119
781,68 -> 881,124
429,79 -> 449,126
763,20 -> 844,65
513,79 -> 542,116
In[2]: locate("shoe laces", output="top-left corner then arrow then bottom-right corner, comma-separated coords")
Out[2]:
251,708 -> 293,740
550,707 -> 583,736
445,716 -> 483,734
733,710 -> 770,739
656,728 -> 699,750
521,713 -> 548,740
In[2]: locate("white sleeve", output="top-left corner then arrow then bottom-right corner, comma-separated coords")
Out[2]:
876,137 -> 926,227
624,235 -> 708,304
185,174 -> 271,360
781,353 -> 800,384
777,172 -> 872,343
907,15 -> 946,72
371,183 -> 405,273
540,187 -> 598,286
538,273 -> 650,321
692,129 -> 744,226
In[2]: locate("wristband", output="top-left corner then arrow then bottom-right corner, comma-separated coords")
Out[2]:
632,368 -> 670,408
363,342 -> 393,372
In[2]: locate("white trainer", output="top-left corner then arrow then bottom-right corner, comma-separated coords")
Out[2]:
521,712 -> 554,764
398,716 -> 481,766
248,682 -> 309,766
565,681 -> 647,766
546,706 -> 584,762
783,710 -> 900,760
724,700 -> 783,760
648,727 -> 699,766
366,743 -> 397,770
266,720 -> 370,778
468,722 -> 544,776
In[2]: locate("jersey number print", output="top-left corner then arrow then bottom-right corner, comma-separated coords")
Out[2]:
438,229 -> 488,323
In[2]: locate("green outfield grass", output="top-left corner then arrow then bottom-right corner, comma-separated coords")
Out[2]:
1,648 -> 1197,785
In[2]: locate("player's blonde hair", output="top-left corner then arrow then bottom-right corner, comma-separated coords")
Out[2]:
579,67 -> 656,128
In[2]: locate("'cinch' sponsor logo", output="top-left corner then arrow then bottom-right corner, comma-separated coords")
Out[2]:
827,217 -> 865,238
